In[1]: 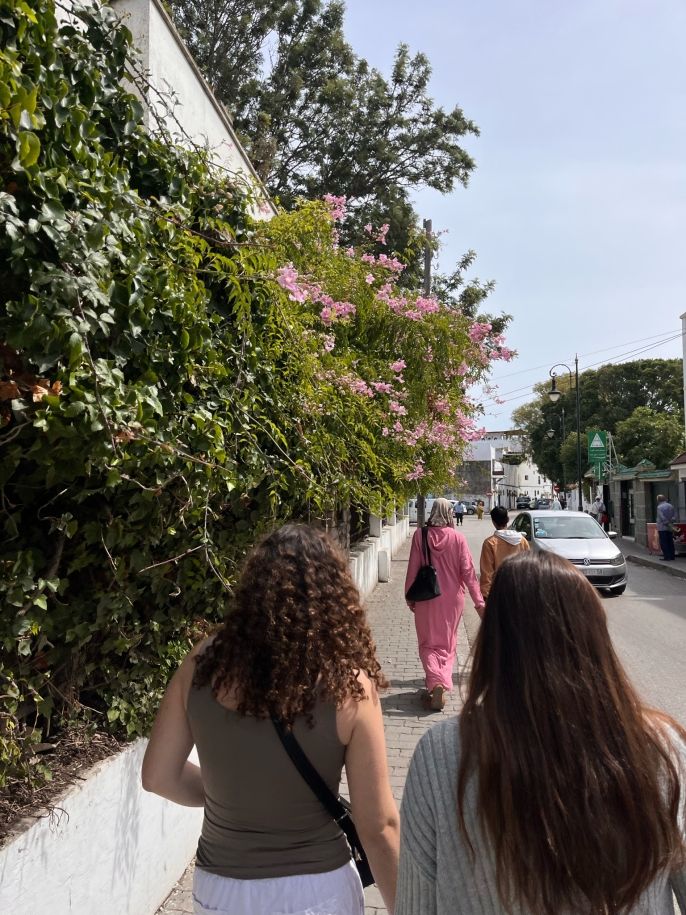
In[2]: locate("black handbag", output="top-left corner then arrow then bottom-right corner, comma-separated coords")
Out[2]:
405,525 -> 441,602
272,717 -> 374,887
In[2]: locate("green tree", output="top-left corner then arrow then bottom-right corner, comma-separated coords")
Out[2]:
512,359 -> 684,481
0,0 -> 508,794
614,407 -> 685,469
167,0 -> 479,257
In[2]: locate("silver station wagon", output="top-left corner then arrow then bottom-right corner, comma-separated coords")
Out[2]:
511,510 -> 627,595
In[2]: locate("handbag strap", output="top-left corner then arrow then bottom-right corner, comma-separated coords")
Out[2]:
421,524 -> 432,566
272,718 -> 349,825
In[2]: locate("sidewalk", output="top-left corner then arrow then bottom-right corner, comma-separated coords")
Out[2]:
156,521 -> 484,915
618,535 -> 686,581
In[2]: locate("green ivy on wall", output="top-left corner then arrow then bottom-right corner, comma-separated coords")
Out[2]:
0,0 -> 508,792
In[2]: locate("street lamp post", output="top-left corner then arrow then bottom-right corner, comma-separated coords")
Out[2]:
549,357 -> 583,511
546,407 -> 566,496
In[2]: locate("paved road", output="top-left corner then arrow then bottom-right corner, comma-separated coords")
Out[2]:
603,563 -> 686,724
157,515 -> 685,915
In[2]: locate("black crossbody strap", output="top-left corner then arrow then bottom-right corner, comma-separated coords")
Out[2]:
272,718 -> 348,824
421,524 -> 432,565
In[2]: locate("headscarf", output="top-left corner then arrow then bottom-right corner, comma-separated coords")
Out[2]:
427,498 -> 455,527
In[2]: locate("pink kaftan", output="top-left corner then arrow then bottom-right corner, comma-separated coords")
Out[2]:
404,525 -> 483,692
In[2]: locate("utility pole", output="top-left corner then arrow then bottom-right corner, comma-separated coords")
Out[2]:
416,218 -> 432,528
575,355 -> 583,511
681,311 -> 686,447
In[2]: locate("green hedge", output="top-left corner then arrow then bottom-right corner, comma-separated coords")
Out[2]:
0,0 -> 505,791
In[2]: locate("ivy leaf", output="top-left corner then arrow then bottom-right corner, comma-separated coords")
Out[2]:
16,131 -> 41,168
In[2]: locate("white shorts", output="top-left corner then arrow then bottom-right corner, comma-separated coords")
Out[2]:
193,860 -> 365,915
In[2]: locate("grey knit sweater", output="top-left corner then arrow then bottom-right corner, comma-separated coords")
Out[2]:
397,718 -> 686,915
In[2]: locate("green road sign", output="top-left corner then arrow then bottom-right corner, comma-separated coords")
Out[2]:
588,430 -> 607,463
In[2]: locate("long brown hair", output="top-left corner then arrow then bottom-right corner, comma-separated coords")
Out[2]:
458,550 -> 685,914
193,523 -> 387,723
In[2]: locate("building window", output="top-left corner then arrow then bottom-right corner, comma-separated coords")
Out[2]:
524,475 -> 529,480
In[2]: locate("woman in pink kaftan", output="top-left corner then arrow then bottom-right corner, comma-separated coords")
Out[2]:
405,499 -> 484,710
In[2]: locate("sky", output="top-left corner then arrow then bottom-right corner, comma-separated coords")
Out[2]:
343,0 -> 686,427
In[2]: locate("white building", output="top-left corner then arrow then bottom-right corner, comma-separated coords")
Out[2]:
109,0 -> 277,219
458,429 -> 554,509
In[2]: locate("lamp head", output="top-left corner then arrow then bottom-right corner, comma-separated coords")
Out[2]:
546,429 -> 555,439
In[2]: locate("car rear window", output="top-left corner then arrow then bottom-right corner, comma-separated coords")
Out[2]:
533,517 -> 607,539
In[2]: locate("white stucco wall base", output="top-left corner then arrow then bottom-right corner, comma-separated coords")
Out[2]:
0,740 -> 202,915
1,512 -> 409,914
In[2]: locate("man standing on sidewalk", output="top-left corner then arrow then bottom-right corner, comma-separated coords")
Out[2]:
479,506 -> 530,599
656,494 -> 676,561
453,500 -> 465,526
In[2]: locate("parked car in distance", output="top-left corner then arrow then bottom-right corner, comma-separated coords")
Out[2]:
532,498 -> 551,510
511,510 -> 626,595
515,496 -> 531,509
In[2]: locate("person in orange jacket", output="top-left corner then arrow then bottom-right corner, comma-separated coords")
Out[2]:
479,506 -> 530,599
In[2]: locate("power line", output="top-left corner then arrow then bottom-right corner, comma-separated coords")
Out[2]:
489,327 -> 682,382
484,330 -> 684,404
481,330 -> 684,412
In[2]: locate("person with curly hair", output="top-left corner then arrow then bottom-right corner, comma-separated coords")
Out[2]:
142,524 -> 399,915
397,550 -> 686,915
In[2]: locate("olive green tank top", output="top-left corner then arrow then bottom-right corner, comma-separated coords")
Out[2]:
187,683 -> 351,879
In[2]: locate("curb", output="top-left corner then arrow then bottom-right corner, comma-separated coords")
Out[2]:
626,554 -> 686,581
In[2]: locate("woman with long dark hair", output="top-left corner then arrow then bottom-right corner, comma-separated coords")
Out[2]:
397,550 -> 686,914
142,524 -> 399,915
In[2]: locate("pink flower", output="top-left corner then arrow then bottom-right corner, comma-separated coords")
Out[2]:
276,264 -> 308,303
457,362 -> 469,376
322,194 -> 347,222
323,335 -> 335,352
364,223 -> 373,234
382,427 -> 390,436
345,247 -> 355,257
389,400 -> 407,415
361,253 -> 376,264
376,223 -> 389,245
393,421 -> 404,432
468,321 -> 492,344
371,381 -> 394,394
390,360 -> 406,372
406,460 -> 425,481
365,273 -> 375,284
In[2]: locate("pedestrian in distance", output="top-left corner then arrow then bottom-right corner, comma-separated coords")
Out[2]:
590,493 -> 605,525
476,500 -> 485,521
453,500 -> 465,526
551,493 -> 562,510
142,524 -> 400,915
405,498 -> 485,712
656,493 -> 677,562
396,550 -> 686,915
478,506 -> 530,600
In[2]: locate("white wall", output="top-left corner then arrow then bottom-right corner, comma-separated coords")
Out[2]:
111,0 -> 276,219
0,741 -> 203,915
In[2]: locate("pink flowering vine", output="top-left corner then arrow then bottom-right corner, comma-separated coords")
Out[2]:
322,194 -> 347,222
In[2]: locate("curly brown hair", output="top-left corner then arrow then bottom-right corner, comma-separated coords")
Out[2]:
193,523 -> 388,724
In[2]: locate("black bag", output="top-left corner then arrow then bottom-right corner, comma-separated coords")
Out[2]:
272,718 -> 374,887
405,526 -> 441,602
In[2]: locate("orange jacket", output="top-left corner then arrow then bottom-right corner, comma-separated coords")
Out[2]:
479,530 -> 530,598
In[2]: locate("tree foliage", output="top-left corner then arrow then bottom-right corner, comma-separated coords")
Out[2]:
614,407 -> 685,470
512,360 -> 685,484
0,0 -> 506,791
167,0 -> 479,259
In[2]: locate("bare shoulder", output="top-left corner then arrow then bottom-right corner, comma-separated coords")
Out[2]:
336,669 -> 380,745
